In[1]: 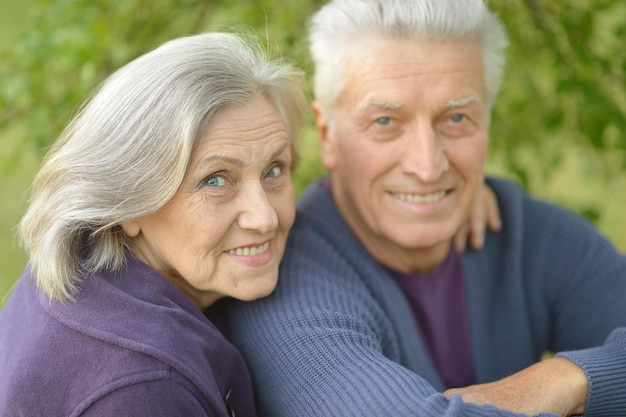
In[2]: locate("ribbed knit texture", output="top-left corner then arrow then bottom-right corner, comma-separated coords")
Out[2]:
229,177 -> 626,417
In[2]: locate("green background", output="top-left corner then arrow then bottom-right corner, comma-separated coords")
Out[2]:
1,1 -> 36,304
1,0 -> 625,306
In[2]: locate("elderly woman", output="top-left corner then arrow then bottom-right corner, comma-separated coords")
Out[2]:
0,32 -> 305,416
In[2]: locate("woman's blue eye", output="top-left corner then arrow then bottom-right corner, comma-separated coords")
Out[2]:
376,117 -> 392,126
205,175 -> 226,187
266,165 -> 283,178
450,114 -> 466,123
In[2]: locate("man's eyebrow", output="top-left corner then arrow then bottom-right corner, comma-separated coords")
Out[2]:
444,96 -> 481,110
357,101 -> 405,115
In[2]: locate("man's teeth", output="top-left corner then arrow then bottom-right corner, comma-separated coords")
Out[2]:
394,191 -> 446,203
228,242 -> 270,256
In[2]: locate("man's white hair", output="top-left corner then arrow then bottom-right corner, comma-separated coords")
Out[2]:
309,0 -> 509,121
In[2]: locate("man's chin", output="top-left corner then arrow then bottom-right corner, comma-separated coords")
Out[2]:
392,224 -> 458,249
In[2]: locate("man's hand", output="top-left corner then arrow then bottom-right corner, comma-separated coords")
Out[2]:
454,183 -> 502,253
444,357 -> 588,417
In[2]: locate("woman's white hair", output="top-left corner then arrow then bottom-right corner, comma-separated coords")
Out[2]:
309,0 -> 509,121
19,32 -> 306,301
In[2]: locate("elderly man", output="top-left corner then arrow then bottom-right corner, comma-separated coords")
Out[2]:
228,1 -> 626,416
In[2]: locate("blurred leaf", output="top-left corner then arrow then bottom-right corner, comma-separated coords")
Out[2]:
580,207 -> 601,225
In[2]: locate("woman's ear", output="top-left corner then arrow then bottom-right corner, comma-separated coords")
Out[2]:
120,221 -> 141,238
312,101 -> 337,171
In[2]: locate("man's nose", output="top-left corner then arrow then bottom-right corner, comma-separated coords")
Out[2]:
400,125 -> 449,182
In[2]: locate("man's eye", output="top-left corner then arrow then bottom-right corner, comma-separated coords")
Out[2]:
376,117 -> 392,126
205,175 -> 226,187
450,114 -> 466,123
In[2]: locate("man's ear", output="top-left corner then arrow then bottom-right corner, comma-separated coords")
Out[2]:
120,221 -> 141,238
312,101 -> 337,171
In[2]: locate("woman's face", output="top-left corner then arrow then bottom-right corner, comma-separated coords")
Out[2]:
122,96 -> 296,309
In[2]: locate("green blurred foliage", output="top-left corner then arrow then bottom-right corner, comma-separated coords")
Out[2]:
0,0 -> 329,192
0,0 -> 624,207
1,0 -> 626,306
488,0 -> 626,194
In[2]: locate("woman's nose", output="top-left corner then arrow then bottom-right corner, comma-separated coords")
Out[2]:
236,183 -> 279,234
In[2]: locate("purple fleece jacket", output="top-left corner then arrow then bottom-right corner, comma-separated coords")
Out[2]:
0,254 -> 256,417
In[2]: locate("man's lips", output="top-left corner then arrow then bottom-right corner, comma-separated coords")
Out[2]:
391,190 -> 447,203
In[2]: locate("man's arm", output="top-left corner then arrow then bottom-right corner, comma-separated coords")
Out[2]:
445,357 -> 587,417
446,327 -> 626,417
229,283 -> 532,417
228,227 -> 540,417
454,178 -> 626,417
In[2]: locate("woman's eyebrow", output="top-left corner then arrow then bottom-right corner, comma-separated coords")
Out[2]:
197,154 -> 243,169
195,141 -> 290,169
269,142 -> 290,161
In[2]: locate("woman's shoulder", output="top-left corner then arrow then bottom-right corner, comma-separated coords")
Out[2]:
0,262 -> 254,417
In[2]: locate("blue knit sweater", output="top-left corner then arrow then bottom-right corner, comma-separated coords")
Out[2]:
228,177 -> 626,417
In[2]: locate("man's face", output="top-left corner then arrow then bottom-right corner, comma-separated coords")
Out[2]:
316,37 -> 489,272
